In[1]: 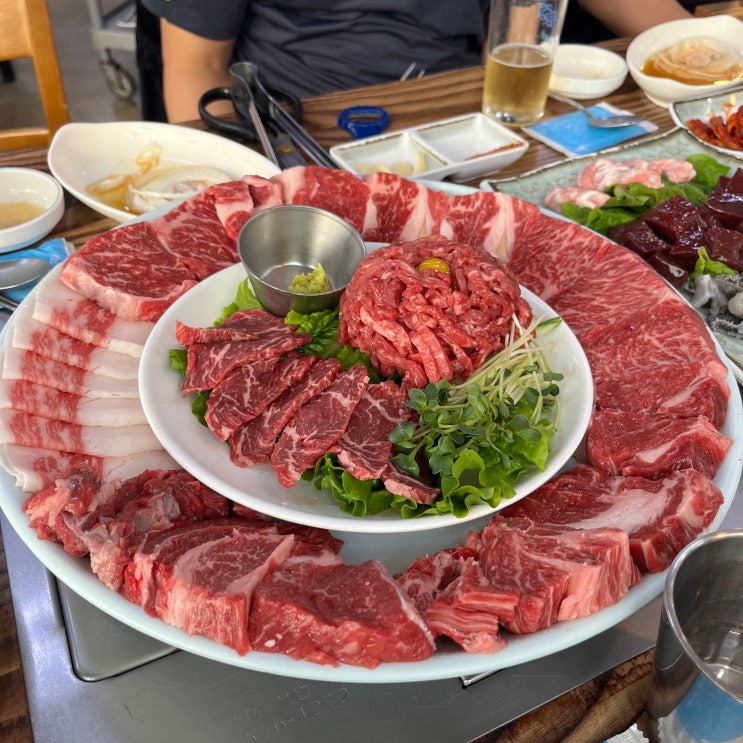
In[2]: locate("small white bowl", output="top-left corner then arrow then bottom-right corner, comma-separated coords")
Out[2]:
0,168 -> 64,253
627,15 -> 743,108
549,45 -> 628,100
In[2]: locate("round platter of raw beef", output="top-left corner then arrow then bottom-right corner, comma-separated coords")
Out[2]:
0,165 -> 740,683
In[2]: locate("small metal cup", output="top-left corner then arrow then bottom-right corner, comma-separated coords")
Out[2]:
238,204 -> 366,316
646,529 -> 743,742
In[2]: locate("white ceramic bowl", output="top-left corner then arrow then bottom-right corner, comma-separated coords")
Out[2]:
48,121 -> 281,223
549,45 -> 628,100
0,168 -> 64,253
627,15 -> 743,108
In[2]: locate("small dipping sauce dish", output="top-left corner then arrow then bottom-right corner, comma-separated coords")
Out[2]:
238,204 -> 366,316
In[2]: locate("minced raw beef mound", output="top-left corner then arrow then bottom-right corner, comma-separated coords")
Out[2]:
338,235 -> 532,389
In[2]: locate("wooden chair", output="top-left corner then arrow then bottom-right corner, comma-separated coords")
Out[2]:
0,0 -> 70,149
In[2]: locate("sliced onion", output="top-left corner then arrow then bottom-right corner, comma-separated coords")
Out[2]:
125,165 -> 231,213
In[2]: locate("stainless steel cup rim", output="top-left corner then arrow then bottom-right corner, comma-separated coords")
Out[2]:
663,528 -> 743,704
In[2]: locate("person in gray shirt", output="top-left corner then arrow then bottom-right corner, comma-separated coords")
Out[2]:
141,0 -> 489,122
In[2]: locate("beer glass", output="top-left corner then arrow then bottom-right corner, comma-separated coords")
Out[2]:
482,0 -> 568,126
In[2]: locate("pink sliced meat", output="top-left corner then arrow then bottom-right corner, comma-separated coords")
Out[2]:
586,409 -> 732,480
502,464 -> 725,573
248,559 -> 436,668
362,172 -> 448,242
580,298 -> 730,427
59,221 -> 198,322
32,278 -> 153,357
272,165 -> 377,234
0,378 -> 147,426
382,461 -> 440,505
1,346 -> 139,398
229,358 -> 342,468
0,409 -> 161,456
271,364 -> 369,487
11,302 -> 139,379
329,380 -> 409,480
150,189 -> 238,279
0,445 -> 176,493
180,331 -> 310,393
205,354 -> 316,441
209,175 -> 283,239
436,191 -> 539,261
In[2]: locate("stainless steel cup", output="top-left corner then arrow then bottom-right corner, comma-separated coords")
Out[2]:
646,529 -> 743,742
238,204 -> 366,316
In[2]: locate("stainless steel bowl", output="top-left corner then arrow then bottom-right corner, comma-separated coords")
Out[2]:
238,204 -> 366,316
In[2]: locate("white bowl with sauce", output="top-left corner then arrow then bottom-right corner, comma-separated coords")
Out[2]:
0,168 -> 64,253
627,15 -> 743,108
549,45 -> 627,100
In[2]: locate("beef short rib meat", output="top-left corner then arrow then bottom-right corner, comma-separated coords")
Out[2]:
248,558 -> 435,668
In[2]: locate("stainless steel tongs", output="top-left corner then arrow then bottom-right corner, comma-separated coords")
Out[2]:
230,62 -> 337,169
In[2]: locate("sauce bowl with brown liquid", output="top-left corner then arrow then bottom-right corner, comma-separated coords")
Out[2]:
0,168 -> 64,252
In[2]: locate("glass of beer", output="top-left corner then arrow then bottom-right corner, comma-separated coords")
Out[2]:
482,0 -> 568,126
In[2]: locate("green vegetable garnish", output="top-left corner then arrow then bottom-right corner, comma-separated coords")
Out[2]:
304,316 -> 563,519
690,247 -> 739,279
287,263 -> 331,293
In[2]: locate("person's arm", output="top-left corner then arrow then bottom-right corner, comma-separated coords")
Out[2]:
159,19 -> 235,123
576,0 -> 692,37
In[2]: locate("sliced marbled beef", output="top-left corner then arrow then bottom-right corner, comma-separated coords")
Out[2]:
329,380 -> 410,480
150,189 -> 238,280
271,365 -> 369,487
502,464 -> 724,573
248,558 -> 435,668
180,331 -> 310,393
175,308 -> 298,346
205,353 -> 316,441
229,358 -> 341,468
59,221 -> 197,322
586,409 -> 732,480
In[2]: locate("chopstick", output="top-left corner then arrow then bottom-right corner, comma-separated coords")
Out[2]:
0,293 -> 20,311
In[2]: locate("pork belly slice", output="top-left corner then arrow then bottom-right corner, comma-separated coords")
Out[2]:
272,165 -> 377,235
32,277 -> 153,357
329,380 -> 410,480
0,409 -> 161,457
579,298 -> 730,428
0,379 -> 147,426
150,188 -> 238,280
502,464 -> 724,573
362,171 -> 448,243
59,221 -> 198,323
437,190 -> 539,262
0,444 -> 176,493
229,358 -> 342,468
248,558 -> 436,668
175,308 -> 299,346
585,409 -> 732,480
477,516 -> 639,635
10,300 -> 139,379
205,353 -> 316,441
1,346 -> 139,398
271,364 -> 369,487
180,331 -> 310,393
